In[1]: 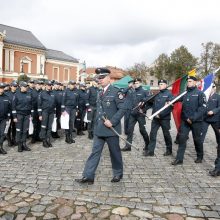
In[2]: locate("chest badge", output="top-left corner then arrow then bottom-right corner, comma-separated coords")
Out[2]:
106,101 -> 111,107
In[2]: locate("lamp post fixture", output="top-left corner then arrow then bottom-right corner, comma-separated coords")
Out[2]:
20,60 -> 24,75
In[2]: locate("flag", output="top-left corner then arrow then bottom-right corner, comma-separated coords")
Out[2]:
198,73 -> 215,101
171,75 -> 188,131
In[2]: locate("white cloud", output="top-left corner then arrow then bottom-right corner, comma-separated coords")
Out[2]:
0,0 -> 220,68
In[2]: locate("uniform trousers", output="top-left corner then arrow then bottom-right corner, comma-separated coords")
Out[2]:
65,108 -> 76,135
40,111 -> 54,140
15,114 -> 30,143
176,121 -> 204,161
0,119 -> 7,145
83,135 -> 123,180
148,118 -> 172,153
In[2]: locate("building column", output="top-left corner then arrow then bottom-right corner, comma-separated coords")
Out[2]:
37,54 -> 40,74
0,42 -> 3,74
9,49 -> 14,72
5,49 -> 10,71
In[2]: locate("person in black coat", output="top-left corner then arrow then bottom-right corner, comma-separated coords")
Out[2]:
75,68 -> 127,184
172,76 -> 207,165
0,83 -> 11,154
12,82 -> 34,152
38,81 -> 56,148
144,79 -> 173,156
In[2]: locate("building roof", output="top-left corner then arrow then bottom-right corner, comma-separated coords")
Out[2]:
0,24 -> 46,50
46,49 -> 79,63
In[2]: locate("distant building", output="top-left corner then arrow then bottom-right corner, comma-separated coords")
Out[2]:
0,24 -> 81,82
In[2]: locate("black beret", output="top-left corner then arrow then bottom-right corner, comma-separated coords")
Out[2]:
0,82 -> 5,88
68,80 -> 76,85
95,68 -> 111,76
46,81 -> 53,86
187,76 -> 197,81
10,82 -> 18,87
133,78 -> 142,83
4,83 -> 9,87
20,81 -> 28,87
28,79 -> 35,83
158,79 -> 167,85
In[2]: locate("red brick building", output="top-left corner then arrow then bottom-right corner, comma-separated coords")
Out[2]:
0,24 -> 80,82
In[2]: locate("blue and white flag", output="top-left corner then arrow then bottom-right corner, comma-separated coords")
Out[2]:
198,73 -> 215,100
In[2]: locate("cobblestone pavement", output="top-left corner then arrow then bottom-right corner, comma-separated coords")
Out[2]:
0,119 -> 220,220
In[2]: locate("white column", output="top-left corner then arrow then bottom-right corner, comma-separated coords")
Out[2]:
5,49 -> 10,71
0,42 -> 3,74
9,49 -> 14,72
37,54 -> 40,74
41,55 -> 45,75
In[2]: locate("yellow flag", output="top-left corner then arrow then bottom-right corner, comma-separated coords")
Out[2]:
188,69 -> 196,76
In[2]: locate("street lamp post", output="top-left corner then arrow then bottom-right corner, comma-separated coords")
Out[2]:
21,60 -> 24,75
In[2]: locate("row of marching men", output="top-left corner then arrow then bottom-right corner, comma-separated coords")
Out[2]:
0,79 -> 99,154
120,76 -> 220,177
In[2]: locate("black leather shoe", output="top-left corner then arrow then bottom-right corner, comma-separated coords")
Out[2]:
171,159 -> 183,165
194,158 -> 202,163
0,146 -> 7,154
121,146 -> 131,152
163,151 -> 172,156
22,143 -> 31,151
75,177 -> 94,185
143,150 -> 154,156
111,175 -> 123,183
209,169 -> 220,177
43,140 -> 49,148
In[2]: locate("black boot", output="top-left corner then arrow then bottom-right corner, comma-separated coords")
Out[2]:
77,130 -> 85,136
18,143 -> 23,152
52,132 -> 60,138
0,144 -> 7,154
88,132 -> 93,140
70,134 -> 75,143
121,146 -> 131,152
47,138 -> 53,147
43,140 -> 49,148
65,134 -> 72,144
209,168 -> 220,177
22,142 -> 31,151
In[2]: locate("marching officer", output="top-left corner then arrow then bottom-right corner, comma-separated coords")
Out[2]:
12,81 -> 33,152
38,81 -> 56,148
0,83 -> 11,154
75,68 -> 127,184
61,80 -> 79,144
122,79 -> 135,135
87,80 -> 99,139
121,78 -> 151,152
172,76 -> 207,165
144,79 -> 173,156
6,81 -> 18,146
31,80 -> 43,143
77,83 -> 89,135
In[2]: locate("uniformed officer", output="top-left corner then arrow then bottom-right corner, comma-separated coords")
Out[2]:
61,80 -> 79,144
77,83 -> 89,135
6,81 -> 17,146
38,81 -> 56,148
144,79 -> 173,156
52,82 -> 63,138
121,78 -> 151,152
31,80 -> 43,143
75,68 -> 127,184
122,79 -> 135,135
0,83 -> 11,154
87,80 -> 99,139
12,81 -> 33,152
28,79 -> 35,93
172,76 -> 207,165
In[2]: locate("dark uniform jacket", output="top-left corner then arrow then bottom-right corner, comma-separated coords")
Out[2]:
5,90 -> 16,102
78,89 -> 89,109
61,88 -> 79,111
0,93 -> 11,120
204,93 -> 220,123
38,90 -> 56,116
87,86 -> 98,107
53,89 -> 63,113
94,85 -> 127,137
180,86 -> 206,122
12,91 -> 33,117
152,89 -> 173,120
32,89 -> 42,111
130,86 -> 151,115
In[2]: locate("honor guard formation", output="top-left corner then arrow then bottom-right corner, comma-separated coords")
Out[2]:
0,68 -> 220,185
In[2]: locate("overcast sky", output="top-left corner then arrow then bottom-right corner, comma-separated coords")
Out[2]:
1,0 -> 220,69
